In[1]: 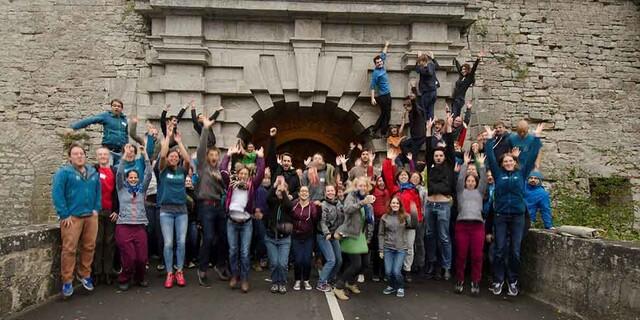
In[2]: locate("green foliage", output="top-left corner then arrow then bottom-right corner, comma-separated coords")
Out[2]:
495,51 -> 529,81
473,17 -> 489,39
57,131 -> 90,154
550,172 -> 639,241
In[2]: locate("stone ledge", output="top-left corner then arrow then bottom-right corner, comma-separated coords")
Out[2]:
0,224 -> 60,256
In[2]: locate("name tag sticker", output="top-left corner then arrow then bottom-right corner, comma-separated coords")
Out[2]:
100,173 -> 107,179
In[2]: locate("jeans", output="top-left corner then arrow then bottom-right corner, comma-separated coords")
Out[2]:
252,218 -> 267,262
372,93 -> 392,135
336,253 -> 362,289
197,202 -> 224,272
493,214 -> 525,284
384,248 -> 407,290
186,220 -> 199,265
292,237 -> 314,281
145,204 -> 163,258
420,90 -> 437,121
264,235 -> 291,285
454,221 -> 485,283
425,201 -> 452,269
115,224 -> 148,284
316,234 -> 342,283
227,220 -> 253,280
160,211 -> 188,271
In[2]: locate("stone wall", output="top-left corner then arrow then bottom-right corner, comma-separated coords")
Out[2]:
0,0 -> 148,228
522,230 -> 640,320
0,224 -> 60,318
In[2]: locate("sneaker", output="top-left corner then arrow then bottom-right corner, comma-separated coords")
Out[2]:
118,282 -> 130,291
229,276 -> 239,289
241,280 -> 250,293
164,273 -> 175,289
270,284 -> 279,293
175,271 -> 186,287
264,278 -> 273,283
454,281 -> 464,294
187,261 -> 196,269
278,284 -> 288,294
156,264 -> 165,271
396,288 -> 405,298
213,266 -> 229,281
316,283 -> 331,292
357,274 -> 365,283
62,282 -> 74,298
137,280 -> 149,288
507,281 -> 519,296
490,282 -> 503,296
345,283 -> 361,294
443,269 -> 451,281
382,286 -> 396,295
197,271 -> 211,288
76,275 -> 94,291
471,282 -> 480,296
372,276 -> 381,282
293,280 -> 301,291
333,288 -> 349,301
303,280 -> 312,291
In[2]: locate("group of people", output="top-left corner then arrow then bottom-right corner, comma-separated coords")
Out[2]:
52,43 -> 553,302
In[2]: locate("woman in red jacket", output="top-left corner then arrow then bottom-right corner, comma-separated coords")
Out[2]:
371,176 -> 391,281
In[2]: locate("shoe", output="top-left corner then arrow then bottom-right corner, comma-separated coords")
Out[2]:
357,274 -> 365,283
156,264 -> 165,271
278,284 -> 288,294
443,269 -> 451,281
259,259 -> 268,268
316,283 -> 331,292
270,284 -> 279,293
303,280 -> 312,291
345,283 -> 361,294
333,288 -> 350,301
507,281 -> 519,296
214,266 -> 229,281
382,286 -> 396,295
490,282 -> 503,296
293,280 -> 301,291
454,281 -> 464,294
241,280 -> 250,293
404,271 -> 413,283
264,278 -> 272,283
118,282 -> 130,291
76,275 -> 94,291
198,271 -> 211,288
187,261 -> 196,269
175,271 -> 186,287
137,280 -> 149,288
164,273 -> 175,289
62,282 -> 74,298
104,274 -> 113,286
471,282 -> 480,296
229,276 -> 239,289
372,276 -> 381,282
424,263 -> 436,279
396,288 -> 405,298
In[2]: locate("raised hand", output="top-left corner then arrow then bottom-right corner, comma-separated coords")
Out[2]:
335,155 -> 342,166
534,123 -> 544,137
187,100 -> 195,110
426,118 -> 435,131
464,151 -> 471,164
466,101 -> 473,110
227,145 -> 238,156
478,50 -> 485,59
454,163 -> 461,173
339,154 -> 348,165
255,147 -> 265,158
276,154 -> 283,165
511,147 -> 521,159
304,157 -> 312,168
163,104 -> 170,112
484,126 -> 495,139
369,152 -> 376,164
407,152 -> 413,161
476,153 -> 487,166
202,116 -> 214,128
270,127 -> 277,137
386,147 -> 398,160
132,116 -> 138,124
174,131 -> 182,143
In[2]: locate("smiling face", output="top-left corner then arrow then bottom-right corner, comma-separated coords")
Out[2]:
69,146 -> 86,167
360,150 -> 370,164
127,170 -> 139,186
299,186 -> 310,201
376,176 -> 385,189
167,150 -> 180,167
465,175 -> 477,190
501,155 -> 516,171
313,153 -> 324,166
410,172 -> 421,186
486,170 -> 494,184
390,197 -> 401,212
325,185 -> 336,200
282,154 -> 292,170
528,176 -> 540,186
466,165 -> 478,177
398,171 -> 409,184
453,116 -> 463,127
237,167 -> 250,182
374,57 -> 383,68
111,100 -> 123,116
356,178 -> 369,196
96,147 -> 110,166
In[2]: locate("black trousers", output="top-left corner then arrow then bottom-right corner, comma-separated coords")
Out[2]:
336,253 -> 363,289
372,94 -> 392,135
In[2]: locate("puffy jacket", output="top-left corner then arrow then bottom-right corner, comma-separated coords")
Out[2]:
525,171 -> 553,229
372,186 -> 391,219
381,159 -> 424,222
52,164 -> 102,219
71,111 -> 128,149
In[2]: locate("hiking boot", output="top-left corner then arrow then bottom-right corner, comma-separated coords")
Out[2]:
396,288 -> 405,298
198,271 -> 211,287
270,284 -> 279,293
175,271 -> 186,287
164,273 -> 175,289
345,283 -> 361,294
241,280 -> 250,293
490,282 -> 503,296
62,282 -> 74,298
303,280 -> 312,291
333,288 -> 349,301
443,269 -> 451,281
76,275 -> 94,291
454,281 -> 464,294
293,280 -> 301,291
507,281 -> 519,297
229,276 -> 239,289
471,282 -> 480,296
382,286 -> 396,295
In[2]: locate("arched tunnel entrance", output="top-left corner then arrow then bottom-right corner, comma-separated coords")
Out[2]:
241,101 -> 370,169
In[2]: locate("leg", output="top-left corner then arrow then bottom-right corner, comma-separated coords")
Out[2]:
451,98 -> 465,118
78,214 -> 99,279
173,213 -> 188,271
160,212 -> 176,272
454,222 -> 471,282
316,235 -> 336,284
378,94 -> 392,136
507,215 -> 525,284
393,250 -> 407,289
425,203 -> 438,264
330,239 -> 343,282
60,216 -> 84,283
264,236 -> 279,283
104,216 -> 117,277
469,223 -> 485,283
402,229 -> 416,272
414,220 -> 426,270
115,225 -> 135,283
436,203 -> 452,270
277,236 -> 292,285
292,239 -> 303,281
93,214 -> 106,276
492,215 -> 508,284
426,90 -> 437,121
238,222 -> 253,281
227,221 -> 240,277
383,248 -> 394,288
133,226 -> 148,283
302,238 -> 314,281
198,203 -> 216,272
215,214 -> 229,269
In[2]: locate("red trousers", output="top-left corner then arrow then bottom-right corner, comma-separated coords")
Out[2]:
454,221 -> 485,283
115,224 -> 148,284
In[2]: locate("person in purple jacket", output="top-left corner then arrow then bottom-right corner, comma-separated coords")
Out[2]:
221,144 -> 265,293
291,186 -> 319,291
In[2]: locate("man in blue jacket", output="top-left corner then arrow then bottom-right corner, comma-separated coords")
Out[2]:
70,99 -> 128,163
52,143 -> 102,298
368,40 -> 391,138
525,171 -> 553,229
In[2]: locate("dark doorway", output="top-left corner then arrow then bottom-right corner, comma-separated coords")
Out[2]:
277,139 -> 337,170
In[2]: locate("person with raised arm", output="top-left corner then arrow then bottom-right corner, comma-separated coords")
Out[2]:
368,40 -> 392,138
267,127 -> 301,199
291,186 -> 319,291
415,51 -> 440,121
92,147 -> 119,286
451,51 -> 483,117
264,176 -> 294,294
70,99 -> 128,163
484,123 -> 542,297
157,126 -> 191,288
315,184 -> 345,292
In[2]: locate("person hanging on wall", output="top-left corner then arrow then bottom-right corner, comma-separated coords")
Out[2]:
69,99 -> 128,164
451,51 -> 484,118
52,143 -> 102,299
415,51 -> 440,121
368,40 -> 392,139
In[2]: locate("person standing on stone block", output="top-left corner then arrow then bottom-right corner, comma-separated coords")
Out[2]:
525,171 -> 554,230
368,40 -> 392,138
415,51 -> 440,121
114,145 -> 152,291
484,123 -> 542,297
451,51 -> 483,118
92,147 -> 119,287
51,143 -> 101,299
69,99 -> 128,164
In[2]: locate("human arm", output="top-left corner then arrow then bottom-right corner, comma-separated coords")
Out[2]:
252,148 -> 266,186
483,127 -> 501,176
382,40 -> 389,55
457,162 -> 467,193
160,106 -> 168,137
158,127 -> 171,171
381,158 -> 398,194
128,117 -> 145,146
477,159 -> 488,195
453,58 -> 462,76
141,149 -> 153,192
377,217 -> 386,253
521,137 -> 542,178
267,128 -> 279,175
320,204 -> 331,237
70,113 -> 105,130
51,170 -> 70,219
540,191 -> 553,229
172,131 -> 191,172
116,155 -> 126,190
463,103 -> 472,126
469,53 -> 482,77
176,104 -> 187,122
190,108 -> 202,135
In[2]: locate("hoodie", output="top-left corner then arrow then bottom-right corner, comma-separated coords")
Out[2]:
525,171 -> 553,229
52,164 -> 101,219
71,111 -> 128,149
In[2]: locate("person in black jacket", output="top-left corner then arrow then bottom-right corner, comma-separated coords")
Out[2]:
491,121 -> 512,160
451,51 -> 484,117
264,177 -> 294,294
93,147 -> 119,286
424,115 -> 456,280
399,86 -> 427,164
415,51 -> 440,121
189,100 -> 224,148
267,127 -> 301,199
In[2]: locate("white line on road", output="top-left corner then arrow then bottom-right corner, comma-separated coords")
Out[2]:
324,290 -> 345,320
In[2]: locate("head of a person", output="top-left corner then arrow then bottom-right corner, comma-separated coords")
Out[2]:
197,113 -> 205,123
167,148 -> 181,168
68,143 -> 86,167
375,176 -> 385,190
389,196 -> 404,214
464,174 -> 479,190
389,126 -> 399,137
185,175 -> 194,189
96,147 -> 110,166
354,176 -> 371,196
466,164 -> 478,177
434,119 -> 445,132
274,176 -> 288,193
433,147 -> 446,164
373,55 -> 384,69
471,142 -> 480,154
313,153 -> 324,166
499,153 -> 518,172
516,120 -> 529,138
453,116 -> 463,128
110,99 -> 123,115
261,169 -> 271,187
169,115 -> 178,126
528,171 -> 543,187
410,172 -> 422,186
493,121 -> 506,136
281,153 -> 293,170
478,132 -> 487,144
207,147 -> 220,166
461,63 -> 471,76
417,53 -> 429,66
336,184 -> 345,200
325,184 -> 336,200
403,96 -> 413,112
299,185 -> 310,201
395,168 -> 410,184
236,164 -> 250,182
123,143 -> 137,161
127,170 -> 139,186
247,143 -> 255,153
486,170 -> 494,184
360,150 -> 370,164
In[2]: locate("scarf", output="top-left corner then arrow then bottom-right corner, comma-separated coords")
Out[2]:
125,182 -> 143,198
399,182 -> 415,192
355,192 -> 374,224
